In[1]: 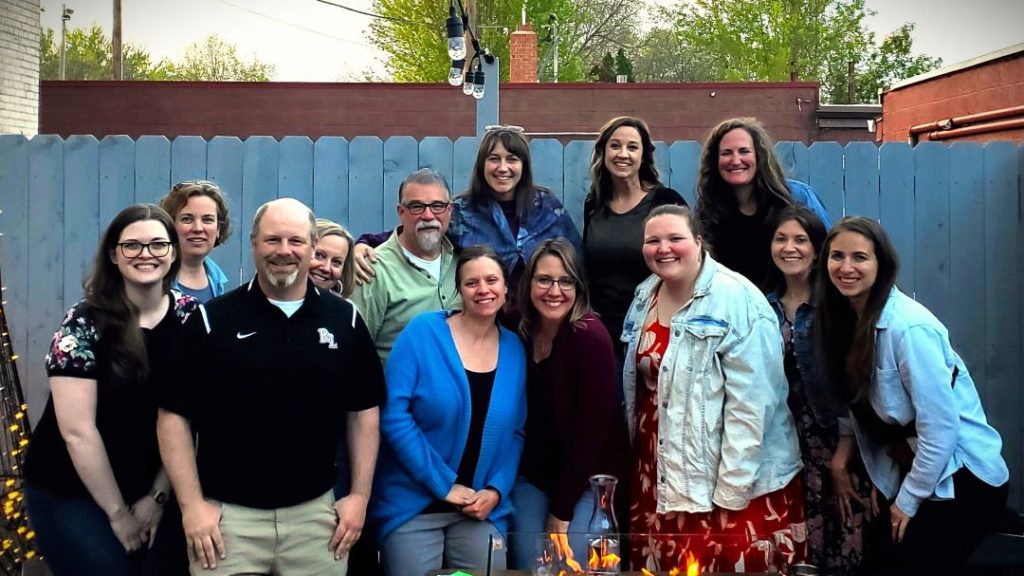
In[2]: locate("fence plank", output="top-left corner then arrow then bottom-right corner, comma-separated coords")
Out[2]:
170,136 -> 208,185
453,137 -> 479,196
279,136 -> 315,207
26,136 -> 65,422
983,142 -> 1021,511
240,137 -> 280,280
809,142 -> 844,223
63,136 -> 99,306
654,140 -> 670,191
383,137 -> 419,230
0,135 -> 30,394
419,137 -> 454,188
531,139 -> 564,201
878,142 -> 915,294
563,140 -> 591,233
913,143 -> 951,319
776,141 -> 810,184
99,136 -> 135,230
134,136 -> 171,205
207,137 -> 245,288
348,137 -> 384,238
947,143 -> 986,393
668,141 -> 701,206
843,142 -> 879,220
313,137 -> 350,230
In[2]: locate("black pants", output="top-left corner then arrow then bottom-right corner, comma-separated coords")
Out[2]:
862,468 -> 1008,576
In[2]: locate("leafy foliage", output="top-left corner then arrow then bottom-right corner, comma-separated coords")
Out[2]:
368,0 -> 638,82
40,27 -> 274,81
40,25 -> 172,80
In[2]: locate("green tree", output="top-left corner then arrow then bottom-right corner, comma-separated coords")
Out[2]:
854,23 -> 941,102
589,52 -> 616,82
631,27 -> 717,82
167,34 -> 275,81
614,48 -> 634,82
368,0 -> 638,82
667,0 -> 940,102
39,24 -> 172,80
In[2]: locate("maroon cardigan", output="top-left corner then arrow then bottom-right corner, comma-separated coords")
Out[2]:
519,312 -> 630,521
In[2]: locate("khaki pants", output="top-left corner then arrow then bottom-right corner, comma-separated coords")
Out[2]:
192,490 -> 347,576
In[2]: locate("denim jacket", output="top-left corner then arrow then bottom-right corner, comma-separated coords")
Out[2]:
765,292 -> 841,427
621,256 -> 802,513
448,189 -> 582,278
843,287 -> 1008,517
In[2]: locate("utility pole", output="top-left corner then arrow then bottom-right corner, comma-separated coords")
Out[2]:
60,4 -> 74,80
112,0 -> 123,79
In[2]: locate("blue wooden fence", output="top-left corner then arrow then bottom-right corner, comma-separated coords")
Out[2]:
1,135 -> 1021,508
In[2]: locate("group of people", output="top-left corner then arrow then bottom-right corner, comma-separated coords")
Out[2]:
23,116 -> 1008,576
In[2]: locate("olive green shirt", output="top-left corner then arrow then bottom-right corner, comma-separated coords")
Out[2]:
351,229 -> 460,363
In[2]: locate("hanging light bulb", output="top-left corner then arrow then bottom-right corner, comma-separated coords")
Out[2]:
446,3 -> 466,60
448,59 -> 465,86
472,69 -> 486,100
462,67 -> 476,95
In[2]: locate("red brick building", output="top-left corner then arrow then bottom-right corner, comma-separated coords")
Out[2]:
877,43 -> 1024,143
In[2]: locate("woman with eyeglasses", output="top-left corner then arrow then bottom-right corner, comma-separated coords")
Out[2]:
696,117 -> 830,288
159,180 -> 232,303
584,116 -> 687,352
24,205 -> 198,575
311,218 -> 356,297
508,239 -> 628,568
353,127 -> 582,302
816,217 -> 1008,575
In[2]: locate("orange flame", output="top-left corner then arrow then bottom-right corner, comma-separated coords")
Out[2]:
548,533 -> 583,573
587,540 -> 621,569
640,569 -> 656,576
684,550 -> 700,576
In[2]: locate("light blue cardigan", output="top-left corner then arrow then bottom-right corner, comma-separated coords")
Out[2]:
370,311 -> 527,543
171,258 -> 230,299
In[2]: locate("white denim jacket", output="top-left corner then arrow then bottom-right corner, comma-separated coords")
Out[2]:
621,256 -> 802,513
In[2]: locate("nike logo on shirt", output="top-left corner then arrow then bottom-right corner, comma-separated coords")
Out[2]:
236,331 -> 257,339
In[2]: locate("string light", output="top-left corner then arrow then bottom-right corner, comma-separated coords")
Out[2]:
0,212 -> 36,571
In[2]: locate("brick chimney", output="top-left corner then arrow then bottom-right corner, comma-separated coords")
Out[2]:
509,24 -> 538,83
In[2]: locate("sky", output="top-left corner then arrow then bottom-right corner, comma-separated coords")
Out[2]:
39,0 -> 1024,82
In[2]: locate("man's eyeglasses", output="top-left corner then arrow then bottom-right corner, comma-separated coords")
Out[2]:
118,241 -> 173,258
533,276 -> 576,291
402,201 -> 451,215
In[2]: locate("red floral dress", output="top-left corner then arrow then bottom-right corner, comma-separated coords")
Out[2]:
629,298 -> 808,573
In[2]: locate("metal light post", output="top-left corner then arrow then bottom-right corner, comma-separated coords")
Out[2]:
59,4 -> 74,80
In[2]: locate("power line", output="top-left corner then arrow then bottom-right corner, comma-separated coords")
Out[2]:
313,0 -> 434,27
214,0 -> 372,47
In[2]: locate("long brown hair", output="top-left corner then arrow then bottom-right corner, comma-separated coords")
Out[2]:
696,117 -> 794,246
815,217 -> 900,402
84,204 -> 180,382
517,238 -> 594,340
464,127 -> 540,217
764,205 -> 828,296
586,116 -> 662,218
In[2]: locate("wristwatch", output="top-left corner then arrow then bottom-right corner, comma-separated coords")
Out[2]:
151,490 -> 169,506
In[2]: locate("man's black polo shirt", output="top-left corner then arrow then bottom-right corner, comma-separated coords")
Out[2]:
159,277 -> 385,509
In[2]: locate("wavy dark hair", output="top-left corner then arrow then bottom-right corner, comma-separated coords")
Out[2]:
517,238 -> 594,340
586,116 -> 662,217
696,117 -> 795,246
464,127 -> 542,217
84,204 -> 180,382
815,216 -> 899,402
764,205 -> 828,295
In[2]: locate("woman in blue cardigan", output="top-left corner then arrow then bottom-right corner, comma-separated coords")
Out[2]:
370,245 -> 527,576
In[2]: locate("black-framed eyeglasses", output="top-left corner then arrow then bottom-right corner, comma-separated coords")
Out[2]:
118,241 -> 173,258
172,180 -> 221,192
402,201 -> 451,215
533,275 -> 576,291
